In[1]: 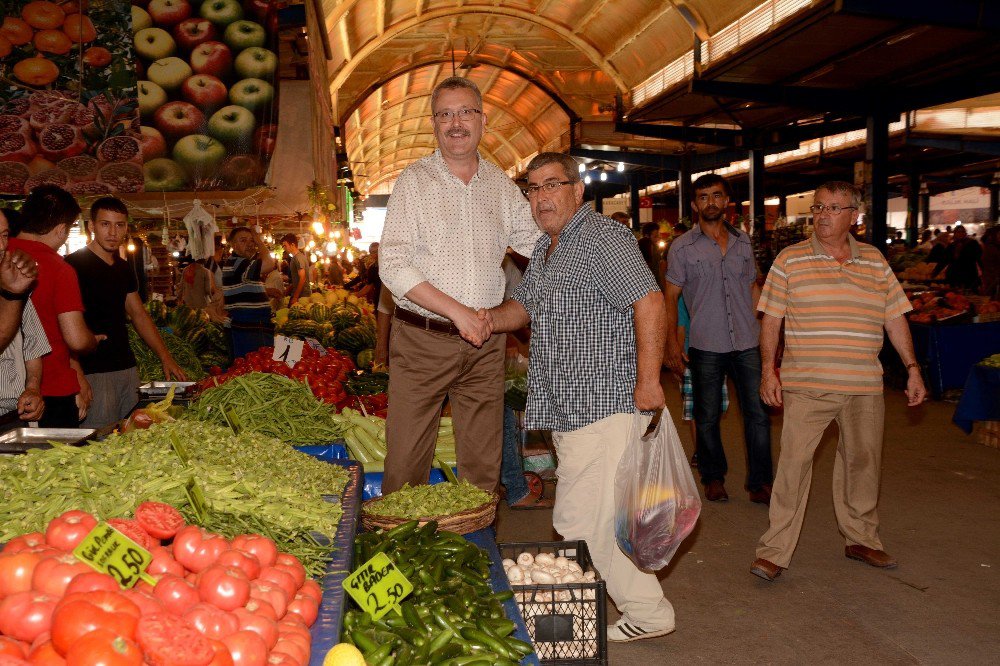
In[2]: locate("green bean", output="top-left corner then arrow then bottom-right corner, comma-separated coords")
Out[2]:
367,481 -> 491,520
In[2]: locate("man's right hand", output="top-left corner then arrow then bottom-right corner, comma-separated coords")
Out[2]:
453,307 -> 490,348
0,249 -> 38,295
760,370 -> 782,407
664,339 -> 687,374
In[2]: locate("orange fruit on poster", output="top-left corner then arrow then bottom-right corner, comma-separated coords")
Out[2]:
56,0 -> 88,14
0,35 -> 12,58
1,17 -> 35,46
62,14 -> 95,43
82,45 -> 111,67
13,56 -> 59,86
33,28 -> 72,55
21,1 -> 66,30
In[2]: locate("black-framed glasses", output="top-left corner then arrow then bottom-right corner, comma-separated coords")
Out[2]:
809,203 -> 857,215
523,181 -> 577,198
432,108 -> 482,123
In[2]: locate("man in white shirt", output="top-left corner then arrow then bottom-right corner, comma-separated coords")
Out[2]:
379,76 -> 540,493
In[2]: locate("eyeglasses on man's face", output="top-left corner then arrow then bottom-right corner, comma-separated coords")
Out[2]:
809,203 -> 857,215
523,181 -> 576,198
432,108 -> 482,123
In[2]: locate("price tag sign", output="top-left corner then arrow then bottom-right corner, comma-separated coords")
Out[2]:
273,335 -> 304,368
73,523 -> 156,589
304,337 -> 327,356
342,552 -> 413,620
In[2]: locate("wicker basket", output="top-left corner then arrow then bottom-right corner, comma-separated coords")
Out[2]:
361,492 -> 499,534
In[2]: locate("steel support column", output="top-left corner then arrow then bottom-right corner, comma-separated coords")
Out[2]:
866,113 -> 890,254
678,153 -> 692,224
920,189 -> 931,230
749,149 -> 766,239
990,182 -> 999,224
907,172 -> 920,247
593,183 -> 603,214
630,176 -> 641,231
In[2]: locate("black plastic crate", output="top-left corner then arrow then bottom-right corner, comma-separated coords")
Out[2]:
498,540 -> 607,665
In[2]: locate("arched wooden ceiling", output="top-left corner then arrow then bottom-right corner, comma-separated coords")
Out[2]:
319,0 -> 766,195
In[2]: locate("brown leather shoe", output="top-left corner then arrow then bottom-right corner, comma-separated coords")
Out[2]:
845,545 -> 898,569
705,480 -> 728,502
748,484 -> 772,506
750,558 -> 784,581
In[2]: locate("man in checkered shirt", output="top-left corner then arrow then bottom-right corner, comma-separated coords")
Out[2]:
482,152 -> 675,643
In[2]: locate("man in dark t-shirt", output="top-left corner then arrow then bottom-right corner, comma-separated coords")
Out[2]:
280,233 -> 312,305
66,197 -> 186,428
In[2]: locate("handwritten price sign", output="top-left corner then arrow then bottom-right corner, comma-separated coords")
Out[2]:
73,523 -> 156,589
342,552 -> 413,620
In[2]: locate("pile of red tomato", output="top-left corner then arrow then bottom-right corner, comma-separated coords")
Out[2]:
0,504 -> 320,666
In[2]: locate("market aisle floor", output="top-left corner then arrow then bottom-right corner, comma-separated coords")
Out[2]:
495,374 -> 1000,665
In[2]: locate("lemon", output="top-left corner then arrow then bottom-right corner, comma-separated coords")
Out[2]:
323,644 -> 366,666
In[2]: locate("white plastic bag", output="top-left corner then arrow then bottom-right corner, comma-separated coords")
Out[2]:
614,409 -> 701,571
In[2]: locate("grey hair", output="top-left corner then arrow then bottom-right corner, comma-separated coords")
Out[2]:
525,153 -> 581,183
431,77 -> 483,110
817,180 -> 864,211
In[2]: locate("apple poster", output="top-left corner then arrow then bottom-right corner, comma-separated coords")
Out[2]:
0,0 -> 278,195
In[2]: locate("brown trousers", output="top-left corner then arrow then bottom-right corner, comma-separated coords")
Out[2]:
757,391 -> 886,568
382,318 -> 505,494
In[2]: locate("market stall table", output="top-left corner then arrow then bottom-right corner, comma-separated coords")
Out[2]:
952,364 -> 1000,434
910,320 -> 1000,398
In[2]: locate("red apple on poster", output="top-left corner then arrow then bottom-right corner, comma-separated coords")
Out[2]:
137,125 -> 168,159
182,74 -> 228,113
173,17 -> 217,51
242,0 -> 270,22
148,0 -> 192,27
253,123 -> 276,158
190,40 -> 232,77
154,101 -> 206,141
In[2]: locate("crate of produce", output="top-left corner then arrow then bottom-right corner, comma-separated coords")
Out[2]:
975,421 -> 1000,449
361,480 -> 499,534
499,540 -> 607,665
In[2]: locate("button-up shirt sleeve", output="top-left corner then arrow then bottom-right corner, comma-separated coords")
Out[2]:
592,224 -> 660,311
511,250 -> 540,316
21,300 -> 51,361
379,168 -> 428,299
665,238 -> 687,287
502,182 -> 540,258
757,250 -> 789,318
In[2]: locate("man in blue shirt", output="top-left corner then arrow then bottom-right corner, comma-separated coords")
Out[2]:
482,152 -> 675,643
664,174 -> 772,504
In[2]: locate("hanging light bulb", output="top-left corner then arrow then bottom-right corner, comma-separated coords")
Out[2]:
346,250 -> 354,262
310,253 -> 318,263
617,162 -> 625,172
600,172 -> 607,181
325,241 -> 337,254
578,163 -> 585,173
332,229 -> 341,239
126,241 -> 136,253
311,220 -> 324,235
584,175 -> 592,184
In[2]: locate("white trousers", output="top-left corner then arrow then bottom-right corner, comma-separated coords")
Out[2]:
552,413 -> 675,628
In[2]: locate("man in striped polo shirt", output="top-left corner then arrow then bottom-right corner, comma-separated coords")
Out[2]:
222,226 -> 276,360
750,181 -> 926,582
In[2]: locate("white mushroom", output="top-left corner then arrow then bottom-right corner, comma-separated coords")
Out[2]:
583,570 -> 596,581
501,558 -> 515,570
566,562 -> 583,574
555,590 -> 571,602
583,588 -> 596,600
516,552 -> 534,567
534,552 -> 555,567
554,556 -> 569,569
506,565 -> 524,583
535,591 -> 553,603
532,569 -> 556,584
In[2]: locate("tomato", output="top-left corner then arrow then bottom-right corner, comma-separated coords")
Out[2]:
241,598 -> 275,622
285,594 -> 318,628
198,566 -> 250,612
0,592 -> 57,643
119,589 -> 164,617
0,638 -> 26,658
105,520 -> 154,550
229,536 -> 276,569
0,657 -> 31,666
151,575 -> 199,616
232,608 -> 277,649
272,555 -> 305,590
216,551 -> 260,581
44,511 -> 97,552
50,592 -> 140,655
133,502 -> 185,542
205,640 -> 234,666
0,551 -> 43,597
209,366 -> 223,376
172,527 -> 229,574
146,546 -> 185,578
1,534 -> 45,555
248,582 -> 286,620
184,603 -> 239,641
264,654 -> 300,666
257,568 -> 296,602
30,554 -> 90,598
135,614 -> 214,666
221,631 -> 266,666
63,572 -> 119,596
26,641 -> 62,666
269,639 -> 307,665
275,618 -> 310,644
296,579 -> 321,605
64,629 -> 141,666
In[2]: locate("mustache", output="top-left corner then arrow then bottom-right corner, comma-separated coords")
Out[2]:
446,129 -> 470,138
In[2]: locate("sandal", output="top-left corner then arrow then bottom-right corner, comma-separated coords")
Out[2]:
509,488 -> 554,510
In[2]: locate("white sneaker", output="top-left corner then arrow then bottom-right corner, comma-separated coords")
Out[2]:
607,618 -> 676,643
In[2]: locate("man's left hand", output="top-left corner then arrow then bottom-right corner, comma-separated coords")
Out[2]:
0,249 -> 38,294
162,357 -> 188,381
634,379 -> 665,411
905,370 -> 927,406
17,387 -> 43,421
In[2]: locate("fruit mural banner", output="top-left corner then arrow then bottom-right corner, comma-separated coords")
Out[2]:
135,0 -> 278,191
0,0 -> 143,195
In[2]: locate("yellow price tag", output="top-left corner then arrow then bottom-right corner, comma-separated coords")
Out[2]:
342,552 -> 413,620
73,523 -> 157,589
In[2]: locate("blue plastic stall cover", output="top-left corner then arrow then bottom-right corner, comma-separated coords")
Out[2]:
466,527 -> 541,666
299,455 -> 363,665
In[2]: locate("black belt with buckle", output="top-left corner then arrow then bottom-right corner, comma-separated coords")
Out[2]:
394,308 -> 461,336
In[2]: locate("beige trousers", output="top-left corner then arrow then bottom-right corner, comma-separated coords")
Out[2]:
553,413 -> 675,628
757,391 -> 886,568
382,319 -> 505,494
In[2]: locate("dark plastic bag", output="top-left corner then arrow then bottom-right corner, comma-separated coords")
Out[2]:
614,409 -> 701,570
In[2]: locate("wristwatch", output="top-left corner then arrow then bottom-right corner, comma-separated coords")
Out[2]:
0,288 -> 29,302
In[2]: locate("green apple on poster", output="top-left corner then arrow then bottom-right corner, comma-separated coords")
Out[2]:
200,0 -> 244,27
139,80 -> 169,118
229,78 -> 273,113
207,104 -> 255,149
173,133 -> 227,181
224,20 -> 266,51
144,157 -> 189,191
134,27 -> 177,60
147,56 -> 193,91
234,46 -> 276,80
